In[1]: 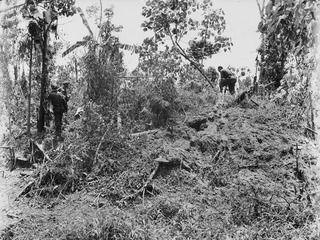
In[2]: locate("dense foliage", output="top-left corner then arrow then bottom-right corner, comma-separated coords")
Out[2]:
257,0 -> 318,88
82,13 -> 125,108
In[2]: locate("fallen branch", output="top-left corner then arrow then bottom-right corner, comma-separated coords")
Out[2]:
238,164 -> 261,170
119,163 -> 160,203
130,129 -> 158,137
0,146 -> 13,149
305,127 -> 317,135
263,81 -> 277,89
15,180 -> 35,200
212,150 -> 221,163
250,99 -> 259,107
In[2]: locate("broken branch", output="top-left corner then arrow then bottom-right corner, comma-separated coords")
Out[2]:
30,139 -> 52,162
119,163 -> 160,203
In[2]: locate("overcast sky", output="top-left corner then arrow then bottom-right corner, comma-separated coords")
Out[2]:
59,0 -> 261,72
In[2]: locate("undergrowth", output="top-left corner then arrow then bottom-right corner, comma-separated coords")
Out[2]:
4,93 -> 320,240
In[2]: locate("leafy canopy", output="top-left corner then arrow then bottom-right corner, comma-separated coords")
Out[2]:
141,0 -> 232,88
138,39 -> 182,77
141,0 -> 232,61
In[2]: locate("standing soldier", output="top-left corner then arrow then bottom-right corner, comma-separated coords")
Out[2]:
217,66 -> 237,95
48,84 -> 68,140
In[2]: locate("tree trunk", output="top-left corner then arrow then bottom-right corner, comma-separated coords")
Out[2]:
74,58 -> 78,82
27,39 -> 33,136
37,25 -> 48,133
309,91 -> 315,140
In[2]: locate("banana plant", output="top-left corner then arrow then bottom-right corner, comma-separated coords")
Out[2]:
62,6 -> 140,58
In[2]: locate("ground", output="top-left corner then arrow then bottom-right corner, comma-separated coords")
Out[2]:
0,159 -> 22,232
1,96 -> 320,240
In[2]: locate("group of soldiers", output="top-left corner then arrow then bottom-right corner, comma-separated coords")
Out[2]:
216,66 -> 256,95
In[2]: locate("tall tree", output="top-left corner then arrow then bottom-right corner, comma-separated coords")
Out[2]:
141,0 -> 232,88
21,0 -> 76,133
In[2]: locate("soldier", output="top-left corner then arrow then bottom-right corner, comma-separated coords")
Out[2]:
217,66 -> 237,95
48,84 -> 68,139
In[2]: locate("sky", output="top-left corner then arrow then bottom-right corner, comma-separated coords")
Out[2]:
51,0 -> 261,72
209,0 -> 261,71
0,0 -> 262,92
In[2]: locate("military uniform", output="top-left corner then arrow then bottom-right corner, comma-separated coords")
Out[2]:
48,86 -> 67,137
219,68 -> 237,95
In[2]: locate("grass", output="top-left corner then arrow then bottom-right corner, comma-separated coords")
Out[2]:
3,95 -> 320,240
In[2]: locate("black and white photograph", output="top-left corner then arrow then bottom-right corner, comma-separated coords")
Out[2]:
0,0 -> 320,239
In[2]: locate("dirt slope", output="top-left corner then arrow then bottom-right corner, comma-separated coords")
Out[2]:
2,101 -> 320,240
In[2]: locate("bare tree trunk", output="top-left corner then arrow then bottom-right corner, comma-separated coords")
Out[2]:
309,92 -> 315,140
14,65 -> 18,83
27,39 -> 33,137
8,104 -> 11,134
74,58 -> 78,82
37,25 -> 48,133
